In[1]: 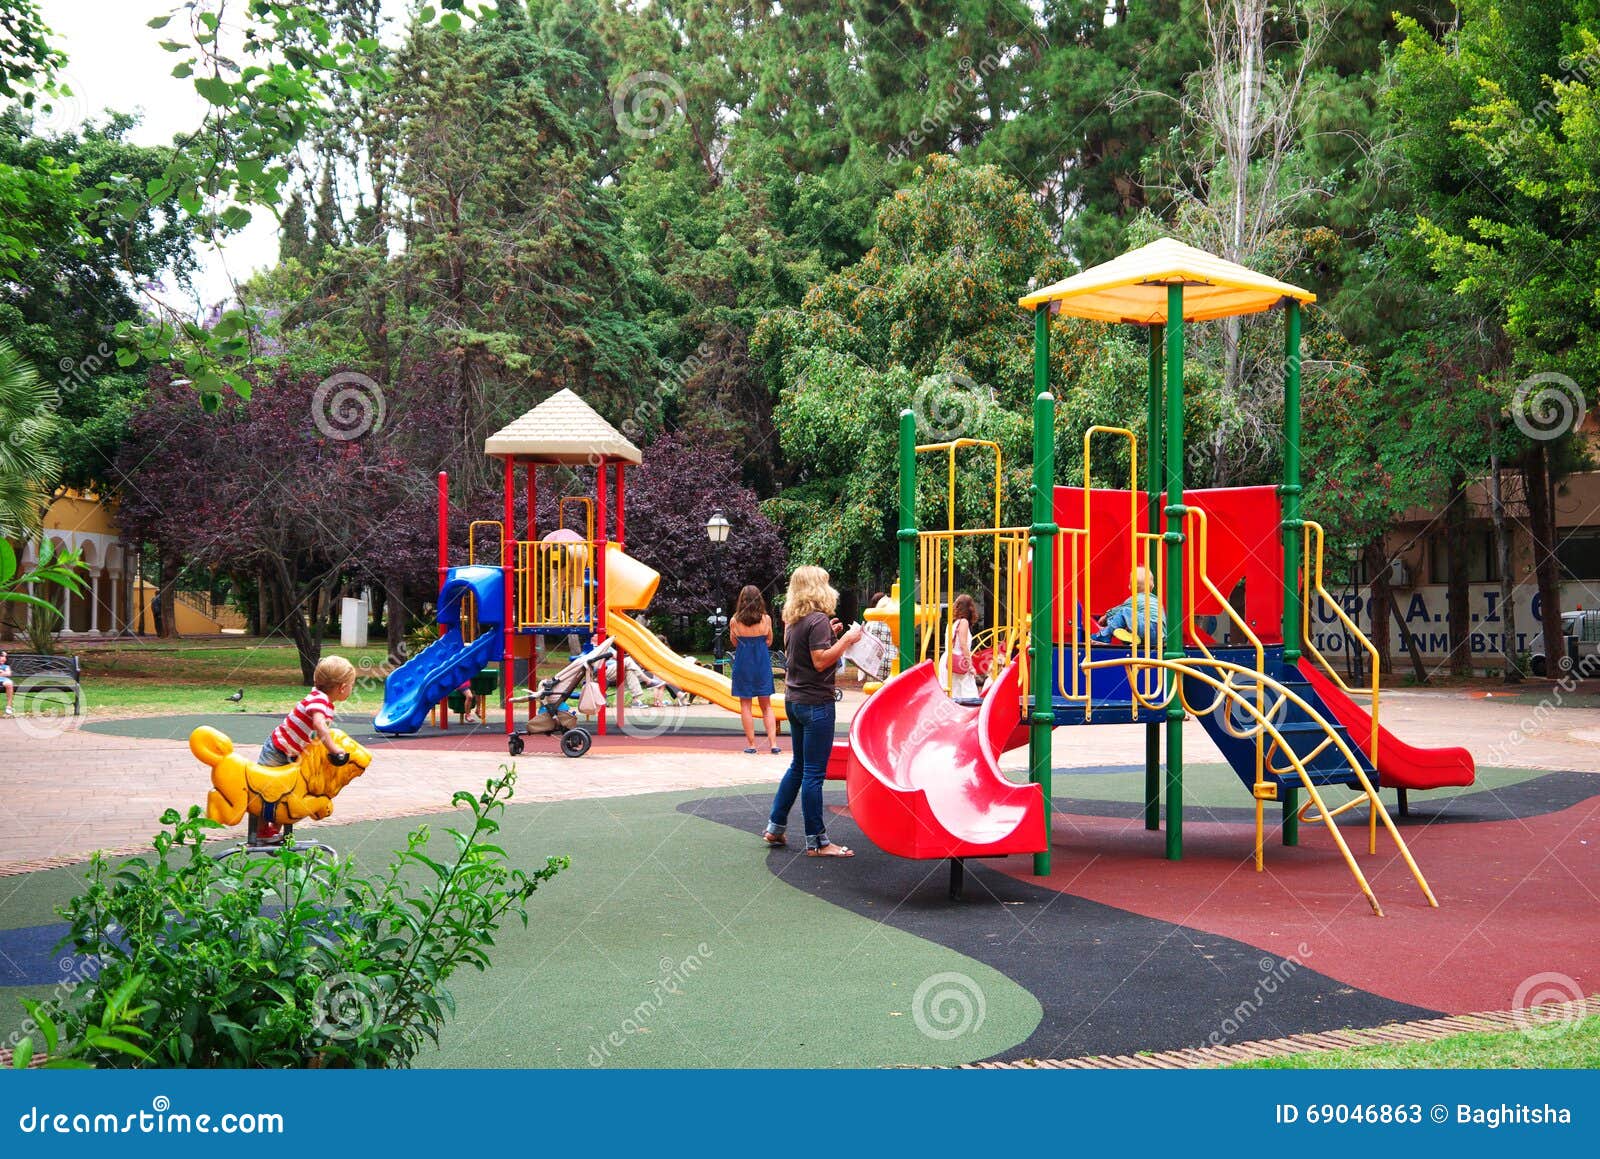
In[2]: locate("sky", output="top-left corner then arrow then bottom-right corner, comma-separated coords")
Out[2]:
37,0 -> 293,311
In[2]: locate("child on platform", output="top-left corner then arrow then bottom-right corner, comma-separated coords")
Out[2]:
257,655 -> 358,839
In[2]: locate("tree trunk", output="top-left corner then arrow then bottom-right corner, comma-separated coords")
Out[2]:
386,584 -> 406,667
1443,477 -> 1473,677
269,557 -> 322,684
1523,445 -> 1565,677
1390,590 -> 1430,684
1487,435 -> 1521,682
155,550 -> 183,639
1363,539 -> 1393,676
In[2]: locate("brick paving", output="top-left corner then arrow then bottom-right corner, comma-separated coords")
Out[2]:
2,686 -> 1596,873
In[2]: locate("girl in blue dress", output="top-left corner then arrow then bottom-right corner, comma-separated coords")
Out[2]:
729,584 -> 780,754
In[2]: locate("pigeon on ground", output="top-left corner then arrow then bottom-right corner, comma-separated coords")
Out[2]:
225,688 -> 244,705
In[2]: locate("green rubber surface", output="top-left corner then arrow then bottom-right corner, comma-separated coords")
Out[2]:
0,785 -> 1041,1068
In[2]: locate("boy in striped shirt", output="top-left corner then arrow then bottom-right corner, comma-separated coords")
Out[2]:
257,655 -> 358,838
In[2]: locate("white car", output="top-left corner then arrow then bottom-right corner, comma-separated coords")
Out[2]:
1529,609 -> 1600,677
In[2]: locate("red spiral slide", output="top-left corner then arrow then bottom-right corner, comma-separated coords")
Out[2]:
845,661 -> 1046,860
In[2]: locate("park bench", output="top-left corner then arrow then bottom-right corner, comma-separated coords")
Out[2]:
3,652 -> 84,714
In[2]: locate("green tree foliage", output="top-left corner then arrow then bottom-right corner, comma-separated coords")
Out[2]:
756,157 -> 1067,579
0,336 -> 59,534
0,112 -> 197,485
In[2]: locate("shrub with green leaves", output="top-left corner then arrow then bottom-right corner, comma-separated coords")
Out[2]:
13,769 -> 565,1069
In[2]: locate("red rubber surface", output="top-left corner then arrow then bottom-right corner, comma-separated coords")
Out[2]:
995,798 -> 1600,1013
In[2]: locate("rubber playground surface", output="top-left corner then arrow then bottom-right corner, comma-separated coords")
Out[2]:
2,753 -> 1595,1067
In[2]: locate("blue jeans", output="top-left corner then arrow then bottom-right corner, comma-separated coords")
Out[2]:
766,700 -> 836,849
258,741 -> 292,767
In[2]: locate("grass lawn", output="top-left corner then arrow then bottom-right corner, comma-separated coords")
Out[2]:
12,637 -> 395,718
1235,1014 -> 1600,1068
11,636 -> 743,718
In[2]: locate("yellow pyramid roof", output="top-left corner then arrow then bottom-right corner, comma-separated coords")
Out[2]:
1019,237 -> 1315,324
483,389 -> 642,464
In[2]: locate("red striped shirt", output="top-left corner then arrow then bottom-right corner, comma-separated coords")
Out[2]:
270,689 -> 336,757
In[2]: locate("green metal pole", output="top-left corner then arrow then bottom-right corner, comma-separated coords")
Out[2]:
1280,299 -> 1304,846
1029,308 -> 1056,877
1163,285 -> 1185,861
898,408 -> 917,673
1145,323 -> 1164,832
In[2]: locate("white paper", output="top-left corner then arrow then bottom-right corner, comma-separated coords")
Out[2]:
843,623 -> 888,676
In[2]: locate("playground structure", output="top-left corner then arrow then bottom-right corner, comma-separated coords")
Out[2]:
375,389 -> 785,752
846,238 -> 1476,915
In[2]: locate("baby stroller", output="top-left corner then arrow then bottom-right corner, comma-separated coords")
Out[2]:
507,638 -> 615,758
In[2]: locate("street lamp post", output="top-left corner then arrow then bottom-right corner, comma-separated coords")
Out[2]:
706,511 -> 731,670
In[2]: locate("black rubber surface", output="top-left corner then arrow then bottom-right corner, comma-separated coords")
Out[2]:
681,793 -> 1437,1061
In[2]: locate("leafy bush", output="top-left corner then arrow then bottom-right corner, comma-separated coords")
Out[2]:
13,769 -> 565,1068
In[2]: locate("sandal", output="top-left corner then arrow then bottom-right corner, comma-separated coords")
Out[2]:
806,844 -> 854,858
770,747 -> 781,754
743,747 -> 758,754
762,831 -> 787,848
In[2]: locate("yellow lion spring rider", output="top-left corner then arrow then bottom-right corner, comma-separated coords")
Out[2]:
193,725 -> 373,859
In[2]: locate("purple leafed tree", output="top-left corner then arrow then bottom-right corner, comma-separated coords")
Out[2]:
623,433 -> 787,616
116,365 -> 438,681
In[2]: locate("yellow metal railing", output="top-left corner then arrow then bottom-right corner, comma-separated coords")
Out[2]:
517,538 -> 595,629
916,526 -> 1030,696
1301,520 -> 1381,759
559,496 -> 595,543
1084,655 -> 1435,914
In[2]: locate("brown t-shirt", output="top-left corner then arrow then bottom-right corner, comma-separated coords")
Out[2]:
783,611 -> 837,704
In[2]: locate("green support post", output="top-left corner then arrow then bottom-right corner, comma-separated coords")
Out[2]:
1162,285 -> 1185,861
1280,299 -> 1304,846
1144,323 -> 1164,832
897,409 -> 917,673
1028,308 -> 1056,877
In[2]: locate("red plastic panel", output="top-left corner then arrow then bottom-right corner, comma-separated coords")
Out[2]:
1054,486 -> 1152,627
1299,661 -> 1476,790
1165,486 -> 1285,642
846,661 -> 1045,859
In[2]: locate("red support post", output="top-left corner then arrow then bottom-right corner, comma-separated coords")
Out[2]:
502,457 -> 515,736
594,456 -> 608,736
613,462 -> 626,731
525,464 -> 536,725
436,471 -> 449,731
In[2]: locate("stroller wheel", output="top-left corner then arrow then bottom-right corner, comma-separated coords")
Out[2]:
560,728 -> 592,758
508,735 -> 525,757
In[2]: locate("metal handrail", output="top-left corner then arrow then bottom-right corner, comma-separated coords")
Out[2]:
1301,520 -> 1381,759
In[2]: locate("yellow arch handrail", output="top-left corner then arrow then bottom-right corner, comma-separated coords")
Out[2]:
1084,654 -> 1436,914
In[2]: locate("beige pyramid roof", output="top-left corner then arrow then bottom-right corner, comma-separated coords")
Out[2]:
1019,237 -> 1315,324
483,389 -> 642,464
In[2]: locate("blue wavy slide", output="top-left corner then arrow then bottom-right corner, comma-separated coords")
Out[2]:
374,565 -> 504,734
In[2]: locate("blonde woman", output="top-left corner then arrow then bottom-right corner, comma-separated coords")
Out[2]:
763,566 -> 860,857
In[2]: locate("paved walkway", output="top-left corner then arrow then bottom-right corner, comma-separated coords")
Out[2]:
2,686 -> 1596,871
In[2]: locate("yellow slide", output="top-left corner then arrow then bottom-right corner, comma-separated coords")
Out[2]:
604,610 -> 787,723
